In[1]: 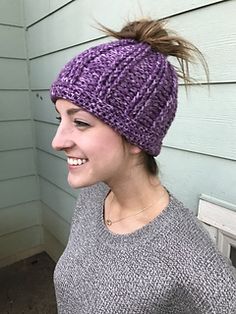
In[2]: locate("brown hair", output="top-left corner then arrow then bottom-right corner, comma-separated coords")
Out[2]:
99,18 -> 209,175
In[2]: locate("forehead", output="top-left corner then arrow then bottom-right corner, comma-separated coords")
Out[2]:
55,99 -> 91,116
55,99 -> 82,111
54,99 -> 106,125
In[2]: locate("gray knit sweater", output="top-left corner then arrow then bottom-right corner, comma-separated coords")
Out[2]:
54,183 -> 236,313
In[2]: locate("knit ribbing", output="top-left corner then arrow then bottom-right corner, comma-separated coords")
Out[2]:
50,39 -> 177,156
54,183 -> 236,314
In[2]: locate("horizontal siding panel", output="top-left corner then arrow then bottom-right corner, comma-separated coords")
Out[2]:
0,226 -> 42,260
0,176 -> 39,209
0,25 -> 26,58
42,202 -> 70,246
24,0 -> 224,27
157,147 -> 236,213
0,201 -> 41,236
168,1 -> 236,83
40,177 -> 75,223
37,150 -> 76,197
43,228 -> 65,262
33,90 -> 61,122
26,0 -> 223,58
35,121 -> 63,158
0,0 -> 23,26
29,38 -> 106,90
24,0 -> 72,26
0,149 -> 36,180
0,245 -> 43,268
0,59 -> 28,89
0,91 -> 31,121
0,120 -> 34,151
28,2 -> 236,87
164,84 -> 236,160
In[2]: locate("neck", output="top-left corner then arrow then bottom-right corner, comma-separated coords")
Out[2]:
104,166 -> 164,216
103,166 -> 169,234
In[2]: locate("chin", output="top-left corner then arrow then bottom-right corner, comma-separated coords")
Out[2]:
67,179 -> 88,189
67,174 -> 98,189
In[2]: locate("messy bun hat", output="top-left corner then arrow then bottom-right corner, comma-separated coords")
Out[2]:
50,19 -> 206,156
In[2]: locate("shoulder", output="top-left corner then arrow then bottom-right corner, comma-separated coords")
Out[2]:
70,182 -> 109,224
165,194 -> 232,269
158,193 -> 212,248
164,193 -> 215,248
164,194 -> 236,310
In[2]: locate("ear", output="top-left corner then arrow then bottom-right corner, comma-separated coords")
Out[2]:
128,143 -> 142,155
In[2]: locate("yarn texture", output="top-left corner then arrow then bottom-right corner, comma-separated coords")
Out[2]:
54,183 -> 236,313
50,39 -> 178,156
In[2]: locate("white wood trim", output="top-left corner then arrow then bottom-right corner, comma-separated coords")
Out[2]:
218,231 -> 236,258
198,199 -> 236,237
0,245 -> 44,269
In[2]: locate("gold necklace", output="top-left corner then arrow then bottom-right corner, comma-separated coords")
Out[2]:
105,194 -> 153,226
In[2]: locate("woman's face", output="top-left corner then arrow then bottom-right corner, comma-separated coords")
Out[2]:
52,99 -> 133,188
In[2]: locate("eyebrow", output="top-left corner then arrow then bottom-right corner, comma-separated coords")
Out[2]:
67,108 -> 84,116
55,106 -> 85,115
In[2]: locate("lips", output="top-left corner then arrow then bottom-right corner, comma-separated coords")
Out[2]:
67,157 -> 88,166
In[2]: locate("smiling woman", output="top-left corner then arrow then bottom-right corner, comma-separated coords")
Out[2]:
49,18 -> 236,314
53,99 -> 132,189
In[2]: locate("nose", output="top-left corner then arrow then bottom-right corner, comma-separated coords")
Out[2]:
52,124 -> 74,151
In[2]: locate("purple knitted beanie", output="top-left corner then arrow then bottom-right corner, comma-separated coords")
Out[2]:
50,38 -> 178,156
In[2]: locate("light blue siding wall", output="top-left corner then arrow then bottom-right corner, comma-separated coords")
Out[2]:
23,0 -> 236,260
0,0 -> 41,267
158,1 -> 236,209
24,0 -> 78,261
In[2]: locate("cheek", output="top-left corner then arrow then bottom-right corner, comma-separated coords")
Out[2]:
85,130 -> 125,163
97,133 -> 123,155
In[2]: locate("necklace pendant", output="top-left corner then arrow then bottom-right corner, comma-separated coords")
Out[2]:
106,219 -> 112,226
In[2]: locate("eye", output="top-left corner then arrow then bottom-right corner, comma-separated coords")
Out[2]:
74,120 -> 90,128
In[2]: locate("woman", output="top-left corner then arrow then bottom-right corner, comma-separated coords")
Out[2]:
50,19 -> 236,313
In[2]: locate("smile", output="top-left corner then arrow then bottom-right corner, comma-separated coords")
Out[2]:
67,157 -> 88,166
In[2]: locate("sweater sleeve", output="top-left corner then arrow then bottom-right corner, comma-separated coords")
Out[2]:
167,205 -> 236,313
180,244 -> 236,313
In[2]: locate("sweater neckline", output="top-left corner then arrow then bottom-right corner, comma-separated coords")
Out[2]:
95,183 -> 179,248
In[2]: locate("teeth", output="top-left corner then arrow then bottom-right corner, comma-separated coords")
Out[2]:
67,158 -> 87,166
